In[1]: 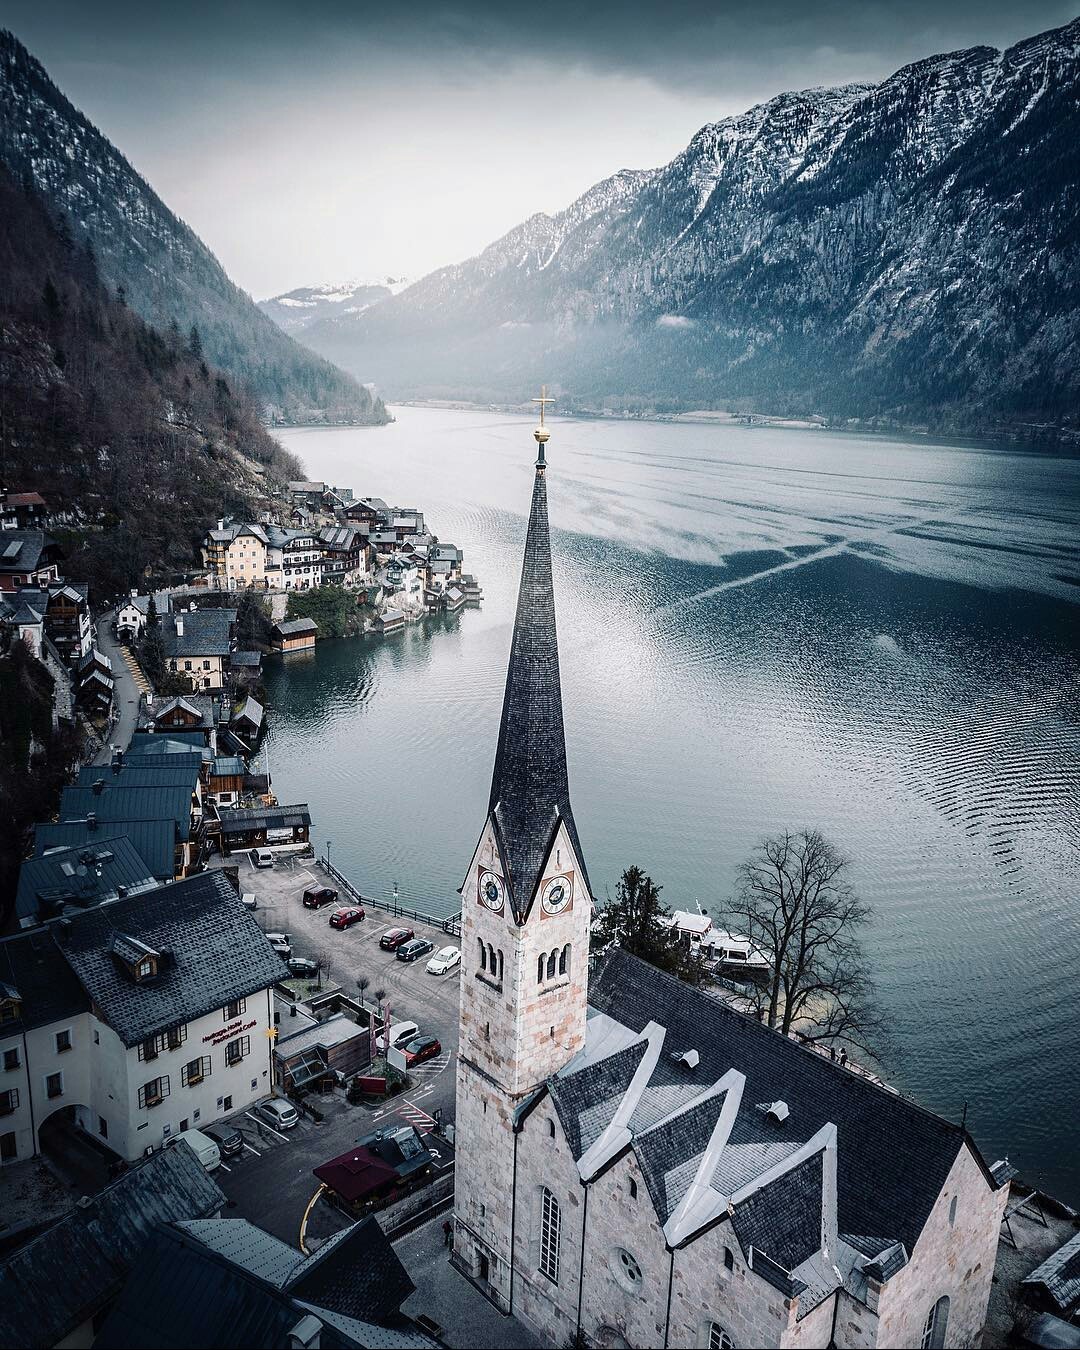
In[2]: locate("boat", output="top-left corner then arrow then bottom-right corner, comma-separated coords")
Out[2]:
700,929 -> 771,973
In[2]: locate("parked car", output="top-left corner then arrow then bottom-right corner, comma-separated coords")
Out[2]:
378,1020 -> 420,1054
329,906 -> 365,931
266,932 -> 292,958
404,1035 -> 442,1067
302,886 -> 338,909
254,1098 -> 299,1131
240,892 -> 258,911
379,926 -> 415,951
426,945 -> 461,975
166,1128 -> 220,1171
250,848 -> 274,868
397,937 -> 435,963
202,1122 -> 244,1159
286,957 -> 319,978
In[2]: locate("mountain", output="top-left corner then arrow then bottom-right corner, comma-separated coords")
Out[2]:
0,161 -> 301,599
259,278 -> 409,335
306,18 -> 1080,436
0,30 -> 389,426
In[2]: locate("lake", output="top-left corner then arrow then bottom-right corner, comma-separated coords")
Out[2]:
266,407 -> 1080,1202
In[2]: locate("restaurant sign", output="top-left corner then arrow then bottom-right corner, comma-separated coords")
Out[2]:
203,1017 -> 257,1046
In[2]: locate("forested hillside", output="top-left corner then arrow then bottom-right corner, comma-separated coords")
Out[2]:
0,29 -> 389,426
0,163 -> 302,598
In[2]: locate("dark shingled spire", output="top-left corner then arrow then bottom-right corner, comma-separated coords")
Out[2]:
488,449 -> 588,923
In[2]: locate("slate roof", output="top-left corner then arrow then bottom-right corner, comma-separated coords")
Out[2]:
231,648 -> 262,667
34,819 -> 177,881
549,1039 -> 647,1158
634,1088 -> 733,1224
127,735 -> 207,757
586,949 -> 981,1255
487,460 -> 589,920
15,834 -> 158,925
0,927 -> 89,1030
58,784 -> 194,842
285,1217 -> 415,1324
58,870 -> 289,1046
0,1144 -> 224,1350
0,529 -> 57,573
233,694 -> 264,728
1023,1229 -> 1080,1312
76,762 -> 200,793
218,803 -> 311,836
161,609 -> 235,658
730,1151 -> 824,1272
275,617 -> 318,636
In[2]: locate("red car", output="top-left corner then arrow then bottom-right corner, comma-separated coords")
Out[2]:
329,906 -> 365,930
403,1035 -> 442,1066
379,926 -> 415,951
303,886 -> 338,909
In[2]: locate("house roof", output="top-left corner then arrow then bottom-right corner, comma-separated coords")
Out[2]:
233,694 -> 264,728
161,609 -> 235,658
288,480 -> 327,494
578,949 -> 984,1258
57,870 -> 288,1046
0,1145 -> 224,1350
5,490 -> 46,507
15,835 -> 158,926
230,649 -> 262,667
0,927 -> 89,1030
218,803 -> 311,837
1023,1229 -> 1080,1312
0,530 -> 58,573
58,784 -> 194,843
275,617 -> 318,636
75,762 -> 200,793
487,459 -> 589,921
95,1217 -> 431,1349
211,756 -> 246,778
35,819 -> 178,881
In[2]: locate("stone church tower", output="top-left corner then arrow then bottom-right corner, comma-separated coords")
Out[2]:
453,397 -> 592,1309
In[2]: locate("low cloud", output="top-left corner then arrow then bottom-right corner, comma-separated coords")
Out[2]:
657,314 -> 695,329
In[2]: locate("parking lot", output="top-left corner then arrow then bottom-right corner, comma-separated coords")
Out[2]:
204,850 -> 462,1235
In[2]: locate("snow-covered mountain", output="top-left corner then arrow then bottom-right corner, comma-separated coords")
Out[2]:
0,30 -> 387,424
259,279 -> 410,334
302,17 -> 1080,435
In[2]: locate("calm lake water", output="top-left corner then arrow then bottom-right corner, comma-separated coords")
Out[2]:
267,407 -> 1080,1202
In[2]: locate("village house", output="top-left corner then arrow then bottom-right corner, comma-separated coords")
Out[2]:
319,523 -> 371,585
54,780 -> 203,875
287,479 -> 329,513
0,487 -> 48,531
0,531 -> 63,592
215,803 -> 311,855
452,419 -> 1009,1350
0,1145 -> 225,1350
116,588 -> 171,638
265,526 -> 324,591
426,543 -> 464,595
200,522 -> 270,589
208,755 -> 245,806
344,496 -> 390,528
12,582 -> 93,666
389,507 -> 425,541
315,1124 -> 437,1217
230,693 -> 264,746
0,593 -> 46,655
34,817 -> 181,884
274,1011 -> 372,1094
228,648 -> 262,687
272,616 -> 318,651
137,691 -> 222,747
378,558 -> 425,616
160,609 -> 236,690
0,870 -> 286,1166
74,650 -> 115,715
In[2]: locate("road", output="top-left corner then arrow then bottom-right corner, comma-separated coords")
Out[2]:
93,610 -> 145,764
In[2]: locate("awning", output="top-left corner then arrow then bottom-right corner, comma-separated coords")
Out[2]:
283,1046 -> 330,1088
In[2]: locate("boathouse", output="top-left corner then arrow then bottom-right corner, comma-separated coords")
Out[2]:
216,803 -> 311,854
272,616 -> 317,651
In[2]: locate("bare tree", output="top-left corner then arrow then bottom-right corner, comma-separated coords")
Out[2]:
724,829 -> 884,1059
356,975 -> 370,1011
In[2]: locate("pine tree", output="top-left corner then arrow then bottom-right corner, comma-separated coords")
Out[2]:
591,866 -> 690,978
188,324 -> 203,361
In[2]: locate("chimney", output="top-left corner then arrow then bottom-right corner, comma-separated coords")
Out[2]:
129,588 -> 138,599
175,616 -> 184,637
217,519 -> 225,531
92,778 -> 106,795
86,812 -> 97,831
117,885 -> 128,899
287,1315 -> 323,1350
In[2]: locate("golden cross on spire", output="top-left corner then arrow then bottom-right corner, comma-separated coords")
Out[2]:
533,386 -> 555,427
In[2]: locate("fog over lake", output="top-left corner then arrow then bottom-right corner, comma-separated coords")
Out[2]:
266,407 -> 1080,1201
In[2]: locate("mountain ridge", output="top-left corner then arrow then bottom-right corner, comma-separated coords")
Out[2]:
296,16 -> 1080,437
0,29 -> 389,426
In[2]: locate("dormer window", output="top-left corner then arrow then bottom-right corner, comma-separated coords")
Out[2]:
0,998 -> 21,1026
137,958 -> 154,979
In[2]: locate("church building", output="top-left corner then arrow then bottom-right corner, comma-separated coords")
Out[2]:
453,405 -> 1009,1350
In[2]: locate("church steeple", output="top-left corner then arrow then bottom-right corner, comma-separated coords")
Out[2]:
487,390 -> 588,923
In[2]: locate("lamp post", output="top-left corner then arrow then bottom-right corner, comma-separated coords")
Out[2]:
326,840 -> 332,874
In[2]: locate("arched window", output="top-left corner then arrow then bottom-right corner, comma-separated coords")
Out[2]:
723,1246 -> 734,1272
921,1296 -> 950,1349
537,953 -> 546,984
558,943 -> 571,976
546,951 -> 557,980
478,939 -> 487,971
948,1195 -> 957,1226
539,1188 -> 561,1283
708,1324 -> 735,1350
629,1177 -> 637,1199
487,943 -> 496,974
497,950 -> 504,982
548,1117 -> 556,1139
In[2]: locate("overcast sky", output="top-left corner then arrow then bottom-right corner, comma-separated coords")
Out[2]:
5,2 -> 1075,297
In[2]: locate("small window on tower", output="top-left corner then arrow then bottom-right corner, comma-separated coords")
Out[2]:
548,1118 -> 556,1139
538,953 -> 545,985
479,940 -> 487,972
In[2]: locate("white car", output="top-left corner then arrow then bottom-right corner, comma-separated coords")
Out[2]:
241,893 -> 258,911
426,945 -> 461,975
265,931 -> 292,958
251,848 -> 274,868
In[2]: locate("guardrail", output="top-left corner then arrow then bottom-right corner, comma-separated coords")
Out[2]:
319,857 -> 461,938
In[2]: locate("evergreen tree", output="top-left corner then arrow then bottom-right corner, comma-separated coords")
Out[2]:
140,622 -> 167,689
591,866 -> 691,979
146,593 -> 160,630
188,324 -> 203,361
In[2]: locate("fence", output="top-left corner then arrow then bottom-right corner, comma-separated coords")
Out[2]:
319,858 -> 461,938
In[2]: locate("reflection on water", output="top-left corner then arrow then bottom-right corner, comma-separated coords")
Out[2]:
265,408 -> 1080,1202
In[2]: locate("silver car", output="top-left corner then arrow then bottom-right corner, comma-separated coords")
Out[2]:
255,1098 -> 299,1131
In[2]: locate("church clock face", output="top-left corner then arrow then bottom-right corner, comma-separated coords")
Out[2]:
478,870 -> 504,913
541,875 -> 573,917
